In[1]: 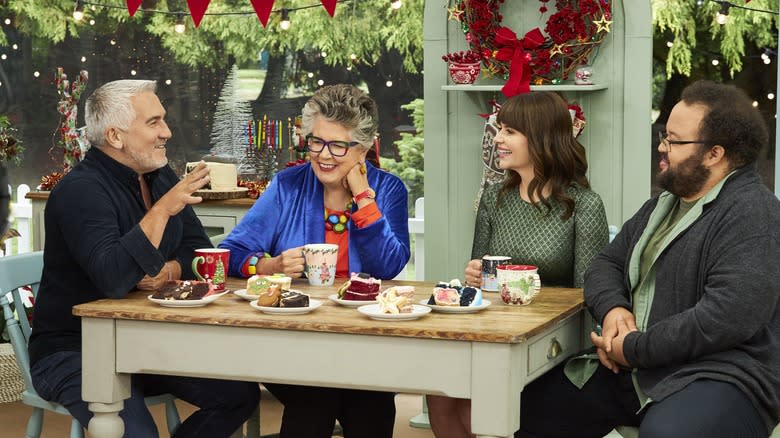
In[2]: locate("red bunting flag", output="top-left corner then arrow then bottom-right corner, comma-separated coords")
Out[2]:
126,0 -> 142,16
250,0 -> 275,27
320,0 -> 338,16
186,0 -> 211,27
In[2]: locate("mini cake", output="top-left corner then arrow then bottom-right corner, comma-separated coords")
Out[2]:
338,273 -> 382,301
246,275 -> 272,296
266,273 -> 292,291
376,286 -> 415,314
152,280 -> 212,300
280,290 -> 310,308
185,162 -> 237,191
427,279 -> 483,307
256,284 -> 282,307
432,288 -> 460,306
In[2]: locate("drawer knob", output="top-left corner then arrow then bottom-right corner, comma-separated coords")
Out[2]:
547,337 -> 562,359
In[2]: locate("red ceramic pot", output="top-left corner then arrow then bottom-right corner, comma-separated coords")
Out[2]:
448,62 -> 481,84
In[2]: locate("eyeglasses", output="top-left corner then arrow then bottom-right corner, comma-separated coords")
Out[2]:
306,135 -> 360,157
658,132 -> 713,151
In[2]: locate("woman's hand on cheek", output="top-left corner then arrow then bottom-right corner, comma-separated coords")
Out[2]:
345,161 -> 369,196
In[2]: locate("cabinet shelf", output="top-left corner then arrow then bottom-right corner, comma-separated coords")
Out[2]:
441,83 -> 608,92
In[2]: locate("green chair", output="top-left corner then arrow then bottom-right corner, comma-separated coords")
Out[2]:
0,251 -> 181,438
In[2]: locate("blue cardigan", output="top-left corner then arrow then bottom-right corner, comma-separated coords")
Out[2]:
220,162 -> 410,280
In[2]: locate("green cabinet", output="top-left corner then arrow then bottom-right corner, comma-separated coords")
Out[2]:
423,0 -> 652,280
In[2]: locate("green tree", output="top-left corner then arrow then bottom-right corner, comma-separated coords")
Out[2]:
381,98 -> 423,213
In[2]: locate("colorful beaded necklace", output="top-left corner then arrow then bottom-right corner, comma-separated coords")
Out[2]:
324,201 -> 353,234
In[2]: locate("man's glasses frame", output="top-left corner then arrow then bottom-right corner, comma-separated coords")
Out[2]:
658,132 -> 714,151
305,135 -> 360,157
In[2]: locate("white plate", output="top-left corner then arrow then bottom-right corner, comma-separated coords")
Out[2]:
147,290 -> 229,308
249,298 -> 323,315
356,304 -> 431,321
233,288 -> 260,301
418,299 -> 492,314
328,294 -> 376,307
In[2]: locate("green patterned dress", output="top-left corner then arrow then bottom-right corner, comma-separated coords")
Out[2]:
471,183 -> 609,287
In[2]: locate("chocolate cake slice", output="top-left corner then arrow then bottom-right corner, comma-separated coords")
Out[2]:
152,280 -> 211,300
280,290 -> 309,307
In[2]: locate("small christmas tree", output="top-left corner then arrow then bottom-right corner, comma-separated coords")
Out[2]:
210,65 -> 254,172
213,259 -> 225,286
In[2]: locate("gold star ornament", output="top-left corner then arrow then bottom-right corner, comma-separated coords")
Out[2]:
594,15 -> 612,33
447,6 -> 464,22
550,44 -> 565,56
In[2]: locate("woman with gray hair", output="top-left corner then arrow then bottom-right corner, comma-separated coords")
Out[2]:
219,84 -> 408,437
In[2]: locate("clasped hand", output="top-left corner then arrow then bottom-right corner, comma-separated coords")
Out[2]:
590,307 -> 638,373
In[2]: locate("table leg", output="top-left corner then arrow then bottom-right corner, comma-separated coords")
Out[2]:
88,401 -> 125,438
82,318 -> 131,437
470,343 -> 524,438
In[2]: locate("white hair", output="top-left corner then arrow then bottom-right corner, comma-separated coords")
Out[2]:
85,80 -> 157,147
300,84 -> 378,150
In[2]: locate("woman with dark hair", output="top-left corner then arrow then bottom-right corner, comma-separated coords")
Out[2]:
427,91 -> 609,438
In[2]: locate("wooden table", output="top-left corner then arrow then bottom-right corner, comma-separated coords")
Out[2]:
73,279 -> 585,438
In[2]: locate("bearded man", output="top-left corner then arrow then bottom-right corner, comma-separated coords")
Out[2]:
513,80 -> 780,438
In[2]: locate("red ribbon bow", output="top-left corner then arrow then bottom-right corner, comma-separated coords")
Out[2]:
494,26 -> 545,97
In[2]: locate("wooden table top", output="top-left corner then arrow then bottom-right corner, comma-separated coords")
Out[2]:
73,279 -> 584,344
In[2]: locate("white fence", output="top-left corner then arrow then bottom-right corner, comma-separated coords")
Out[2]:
4,184 -> 32,257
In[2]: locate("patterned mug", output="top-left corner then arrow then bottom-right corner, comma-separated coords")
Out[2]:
302,244 -> 339,286
496,265 -> 541,305
481,256 -> 512,291
191,248 -> 230,291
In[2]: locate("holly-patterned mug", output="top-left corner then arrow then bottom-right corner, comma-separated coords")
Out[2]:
191,248 -> 230,291
497,265 -> 541,305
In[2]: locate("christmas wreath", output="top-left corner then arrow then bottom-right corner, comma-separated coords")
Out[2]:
448,0 -> 612,96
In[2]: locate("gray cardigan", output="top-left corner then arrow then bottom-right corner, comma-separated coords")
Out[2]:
585,165 -> 780,433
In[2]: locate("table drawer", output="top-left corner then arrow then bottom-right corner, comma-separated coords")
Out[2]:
527,314 -> 581,378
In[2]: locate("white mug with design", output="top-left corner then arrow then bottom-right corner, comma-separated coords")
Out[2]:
497,264 -> 541,305
303,243 -> 339,286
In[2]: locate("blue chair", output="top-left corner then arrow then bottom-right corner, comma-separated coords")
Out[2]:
0,251 -> 181,438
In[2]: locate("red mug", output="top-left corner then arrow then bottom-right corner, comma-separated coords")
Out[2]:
191,248 -> 230,291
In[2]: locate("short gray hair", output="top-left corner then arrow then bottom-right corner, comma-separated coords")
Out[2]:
85,80 -> 157,147
301,84 -> 379,150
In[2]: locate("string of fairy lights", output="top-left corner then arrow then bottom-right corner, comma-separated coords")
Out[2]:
72,0 -> 403,33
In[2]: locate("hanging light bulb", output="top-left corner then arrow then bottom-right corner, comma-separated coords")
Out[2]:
762,49 -> 772,65
715,1 -> 730,25
174,14 -> 186,34
280,9 -> 291,30
390,0 -> 402,9
73,0 -> 85,21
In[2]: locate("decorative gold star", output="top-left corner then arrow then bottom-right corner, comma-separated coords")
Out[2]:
447,6 -> 464,22
594,15 -> 613,33
550,44 -> 565,56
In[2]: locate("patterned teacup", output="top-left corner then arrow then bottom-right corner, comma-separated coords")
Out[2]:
481,255 -> 512,291
303,244 -> 339,286
497,265 -> 541,305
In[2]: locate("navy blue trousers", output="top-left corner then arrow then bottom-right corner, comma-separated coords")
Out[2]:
263,382 -> 396,438
516,361 -> 767,438
31,351 -> 260,438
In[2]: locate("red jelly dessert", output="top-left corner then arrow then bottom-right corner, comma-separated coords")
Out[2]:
338,272 -> 382,301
